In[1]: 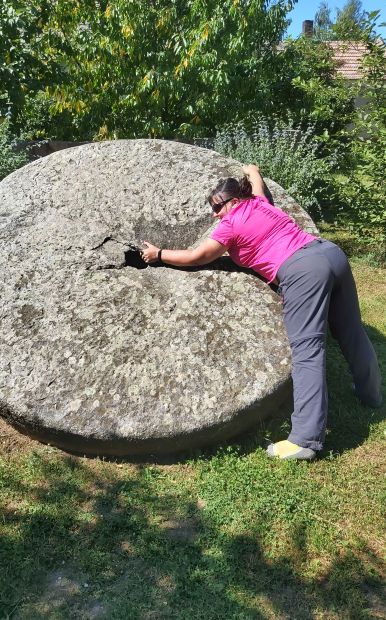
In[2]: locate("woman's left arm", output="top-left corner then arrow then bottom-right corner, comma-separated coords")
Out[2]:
242,164 -> 265,197
141,239 -> 226,266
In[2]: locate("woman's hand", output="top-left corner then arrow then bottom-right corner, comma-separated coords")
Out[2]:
140,239 -> 226,267
242,164 -> 260,177
141,241 -> 160,264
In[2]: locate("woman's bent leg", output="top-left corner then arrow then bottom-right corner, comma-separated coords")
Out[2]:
270,240 -> 382,458
326,244 -> 382,407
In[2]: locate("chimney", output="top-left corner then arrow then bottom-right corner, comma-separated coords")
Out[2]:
302,20 -> 314,37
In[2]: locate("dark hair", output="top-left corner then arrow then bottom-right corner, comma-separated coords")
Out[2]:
207,176 -> 253,206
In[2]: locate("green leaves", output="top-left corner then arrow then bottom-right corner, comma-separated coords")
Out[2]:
0,119 -> 28,180
334,16 -> 386,247
334,0 -> 368,41
1,0 -> 295,139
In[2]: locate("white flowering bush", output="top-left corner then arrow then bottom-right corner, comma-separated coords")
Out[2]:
214,117 -> 335,218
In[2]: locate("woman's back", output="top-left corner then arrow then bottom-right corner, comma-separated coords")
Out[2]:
210,195 -> 316,282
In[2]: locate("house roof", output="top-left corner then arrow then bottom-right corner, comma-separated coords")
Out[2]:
327,41 -> 368,80
278,37 -> 385,80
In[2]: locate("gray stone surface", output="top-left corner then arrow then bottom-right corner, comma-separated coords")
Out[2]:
0,140 -> 318,456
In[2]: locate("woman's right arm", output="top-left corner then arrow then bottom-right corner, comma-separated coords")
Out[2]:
142,239 -> 226,266
242,164 -> 265,198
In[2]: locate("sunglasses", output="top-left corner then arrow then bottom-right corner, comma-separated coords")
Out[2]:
211,197 -> 234,214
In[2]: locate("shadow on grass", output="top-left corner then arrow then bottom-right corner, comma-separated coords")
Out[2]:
0,453 -> 384,619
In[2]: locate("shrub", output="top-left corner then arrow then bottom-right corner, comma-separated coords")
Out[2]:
336,125 -> 386,248
276,35 -> 355,156
334,20 -> 386,249
214,117 -> 335,218
0,119 -> 28,180
17,92 -> 73,141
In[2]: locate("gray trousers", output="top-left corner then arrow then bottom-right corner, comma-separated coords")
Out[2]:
277,239 -> 382,451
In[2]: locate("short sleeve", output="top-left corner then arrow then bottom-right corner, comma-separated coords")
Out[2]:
210,217 -> 234,249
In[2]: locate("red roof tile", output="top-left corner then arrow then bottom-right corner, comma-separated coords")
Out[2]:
327,41 -> 368,79
278,37 -> 385,80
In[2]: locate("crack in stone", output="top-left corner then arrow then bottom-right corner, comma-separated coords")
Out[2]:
89,238 -> 148,270
88,263 -> 125,271
90,236 -> 124,251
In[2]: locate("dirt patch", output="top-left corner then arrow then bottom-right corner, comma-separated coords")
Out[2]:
14,568 -> 110,620
0,418 -> 40,455
81,601 -> 109,619
160,517 -> 199,544
361,583 -> 386,619
14,569 -> 85,618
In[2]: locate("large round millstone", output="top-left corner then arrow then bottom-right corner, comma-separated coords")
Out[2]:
0,140 -> 318,456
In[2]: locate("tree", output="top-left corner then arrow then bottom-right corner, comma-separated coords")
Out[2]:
1,0 -> 296,140
334,0 -> 367,40
337,10 -> 386,244
312,1 -> 377,42
0,119 -> 28,179
0,1 -> 44,121
0,0 -> 71,136
314,1 -> 334,41
276,35 -> 355,150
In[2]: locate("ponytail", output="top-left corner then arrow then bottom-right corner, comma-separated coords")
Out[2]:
238,176 -> 253,198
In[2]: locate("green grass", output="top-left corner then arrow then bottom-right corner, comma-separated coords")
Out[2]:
0,259 -> 385,620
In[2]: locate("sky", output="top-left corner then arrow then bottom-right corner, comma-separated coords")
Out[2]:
284,0 -> 386,38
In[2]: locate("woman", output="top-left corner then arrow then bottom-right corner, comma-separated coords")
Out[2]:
141,165 -> 382,460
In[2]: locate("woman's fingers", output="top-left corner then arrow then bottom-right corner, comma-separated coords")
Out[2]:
141,241 -> 159,263
243,163 -> 259,175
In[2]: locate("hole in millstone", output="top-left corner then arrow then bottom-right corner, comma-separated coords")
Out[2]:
124,245 -> 148,269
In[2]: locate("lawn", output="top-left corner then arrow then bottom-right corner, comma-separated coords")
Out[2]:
0,259 -> 385,620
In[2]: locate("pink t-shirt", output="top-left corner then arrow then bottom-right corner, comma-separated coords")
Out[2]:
210,195 -> 317,283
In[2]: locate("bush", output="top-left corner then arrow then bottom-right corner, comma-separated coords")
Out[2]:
214,116 -> 335,218
276,36 -> 355,156
0,119 -> 28,180
333,23 -> 386,250
344,34 -> 386,251
16,92 -> 74,141
336,130 -> 386,248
